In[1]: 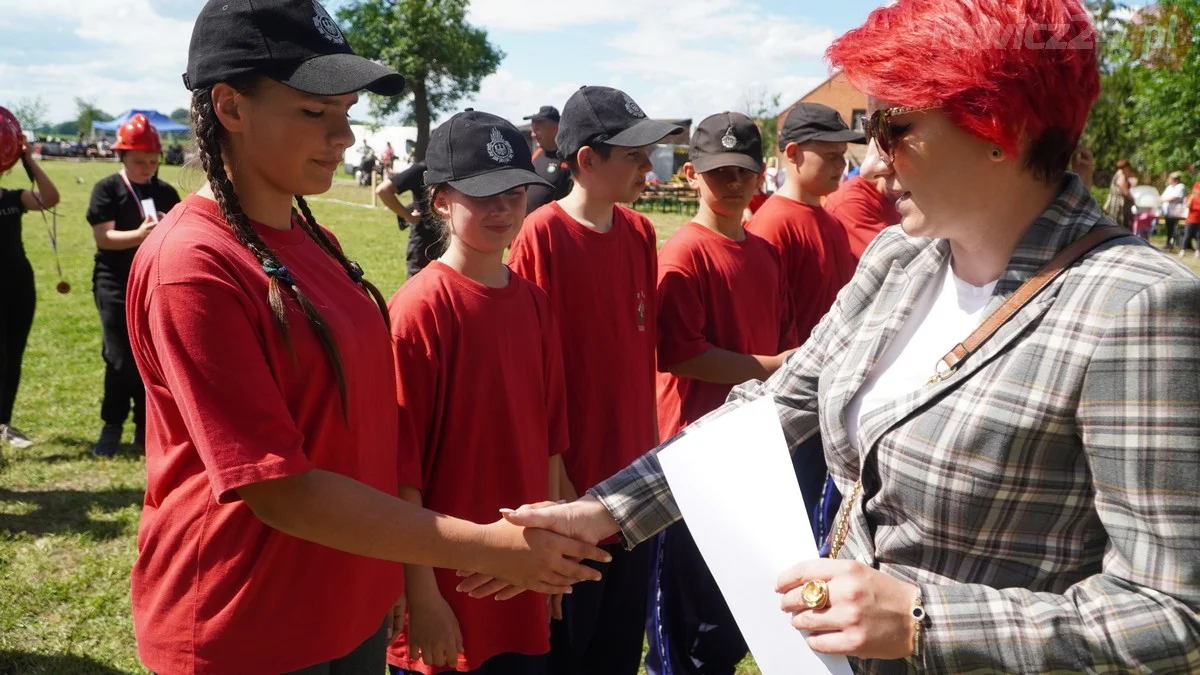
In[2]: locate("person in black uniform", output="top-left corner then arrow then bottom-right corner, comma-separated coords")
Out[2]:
375,160 -> 445,279
522,106 -> 573,214
0,129 -> 60,458
85,114 -> 180,457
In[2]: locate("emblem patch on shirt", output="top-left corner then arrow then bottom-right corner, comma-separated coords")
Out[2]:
312,1 -> 346,44
721,126 -> 738,149
636,291 -> 646,331
486,128 -> 514,164
547,164 -> 557,174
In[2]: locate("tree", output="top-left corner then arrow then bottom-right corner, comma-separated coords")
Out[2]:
75,98 -> 113,139
170,108 -> 190,124
338,0 -> 503,160
738,85 -> 783,161
8,97 -> 49,133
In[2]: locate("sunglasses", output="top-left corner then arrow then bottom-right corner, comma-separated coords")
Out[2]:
866,106 -> 938,163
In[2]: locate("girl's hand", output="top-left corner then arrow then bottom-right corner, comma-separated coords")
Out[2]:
407,589 -> 464,667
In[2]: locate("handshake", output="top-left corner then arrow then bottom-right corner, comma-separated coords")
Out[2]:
453,495 -> 621,600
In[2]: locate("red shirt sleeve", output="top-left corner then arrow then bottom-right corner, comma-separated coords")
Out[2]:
145,281 -> 312,503
656,263 -> 711,370
775,250 -> 800,351
389,296 -> 439,493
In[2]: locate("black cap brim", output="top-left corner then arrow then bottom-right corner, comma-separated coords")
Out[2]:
277,53 -> 405,97
782,129 -> 866,148
447,167 -> 551,198
523,114 -> 557,122
606,119 -> 684,148
691,153 -> 764,174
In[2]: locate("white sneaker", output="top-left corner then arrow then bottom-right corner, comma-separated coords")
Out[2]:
0,424 -> 34,449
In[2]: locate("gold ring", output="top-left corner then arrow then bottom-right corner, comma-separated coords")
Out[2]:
800,579 -> 829,610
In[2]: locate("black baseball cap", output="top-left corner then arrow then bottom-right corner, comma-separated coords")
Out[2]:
184,0 -> 405,97
523,106 -> 560,123
778,103 -> 865,151
556,86 -> 683,160
689,112 -> 764,173
424,109 -> 551,198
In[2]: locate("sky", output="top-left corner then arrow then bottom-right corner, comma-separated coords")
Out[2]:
0,0 -> 1151,131
0,0 -> 895,131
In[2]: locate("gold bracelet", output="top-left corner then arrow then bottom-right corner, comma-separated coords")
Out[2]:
911,591 -> 926,661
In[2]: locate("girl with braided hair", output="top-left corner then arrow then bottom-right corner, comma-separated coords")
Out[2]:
123,3 -> 609,674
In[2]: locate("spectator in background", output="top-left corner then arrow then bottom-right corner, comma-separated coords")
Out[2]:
381,142 -> 395,177
825,139 -> 901,261
375,160 -> 445,279
1181,181 -> 1200,257
1160,171 -> 1186,251
523,106 -> 574,215
1105,159 -> 1133,230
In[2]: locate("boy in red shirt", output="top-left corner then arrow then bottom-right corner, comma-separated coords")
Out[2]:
747,102 -> 864,345
509,85 -> 681,675
388,111 -> 566,675
824,146 -> 901,262
647,112 -> 798,675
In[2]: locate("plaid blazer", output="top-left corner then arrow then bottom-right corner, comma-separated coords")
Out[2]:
591,175 -> 1200,673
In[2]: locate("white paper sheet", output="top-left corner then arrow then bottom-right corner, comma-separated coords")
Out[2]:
141,198 -> 158,222
658,396 -> 852,675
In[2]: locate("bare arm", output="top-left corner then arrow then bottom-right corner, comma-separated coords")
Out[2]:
93,218 -> 157,250
19,147 -> 59,211
235,468 -> 608,591
549,454 -> 564,502
376,181 -> 420,225
668,347 -> 793,385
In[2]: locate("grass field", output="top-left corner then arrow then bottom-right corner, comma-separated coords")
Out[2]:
4,160 -> 1198,675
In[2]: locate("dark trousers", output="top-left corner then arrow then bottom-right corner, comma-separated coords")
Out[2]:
0,257 -> 36,425
1164,217 -> 1180,248
550,542 -> 653,675
644,522 -> 748,675
407,223 -> 446,279
392,652 -> 548,675
1182,223 -> 1200,252
285,620 -> 389,675
93,273 -> 144,428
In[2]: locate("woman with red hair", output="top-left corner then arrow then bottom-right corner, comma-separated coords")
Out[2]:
490,1 -> 1200,672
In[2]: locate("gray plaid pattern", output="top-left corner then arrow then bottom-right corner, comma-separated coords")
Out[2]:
590,175 -> 1200,673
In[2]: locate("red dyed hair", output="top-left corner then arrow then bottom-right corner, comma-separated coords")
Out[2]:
828,0 -> 1100,181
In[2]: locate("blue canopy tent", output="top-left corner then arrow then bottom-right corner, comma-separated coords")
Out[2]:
92,109 -> 189,134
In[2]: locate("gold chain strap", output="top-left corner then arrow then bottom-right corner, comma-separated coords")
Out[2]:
827,480 -> 863,559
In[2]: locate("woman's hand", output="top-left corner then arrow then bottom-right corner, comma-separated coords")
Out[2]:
473,514 -> 609,595
456,498 -> 619,599
777,559 -> 920,660
407,587 -> 464,668
137,215 -> 158,238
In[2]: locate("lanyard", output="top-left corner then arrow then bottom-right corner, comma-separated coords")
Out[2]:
119,168 -> 147,219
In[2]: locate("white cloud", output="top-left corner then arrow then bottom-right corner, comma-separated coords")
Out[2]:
0,0 -> 193,123
466,0 -> 645,31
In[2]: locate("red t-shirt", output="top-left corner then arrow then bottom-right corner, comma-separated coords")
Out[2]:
125,196 -> 407,674
656,222 -> 798,439
1187,193 -> 1200,224
747,195 -> 856,344
824,176 -> 900,261
509,202 -> 658,494
386,262 -> 567,673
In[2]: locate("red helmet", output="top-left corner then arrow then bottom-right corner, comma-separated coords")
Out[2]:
0,106 -> 23,174
112,113 -> 162,153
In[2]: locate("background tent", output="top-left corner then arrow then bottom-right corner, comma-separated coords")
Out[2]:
92,109 -> 189,134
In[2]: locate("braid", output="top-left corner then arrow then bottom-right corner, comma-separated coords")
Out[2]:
190,86 -> 350,417
292,195 -> 390,326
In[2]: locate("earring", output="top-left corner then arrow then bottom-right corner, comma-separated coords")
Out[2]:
991,148 -> 1003,160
